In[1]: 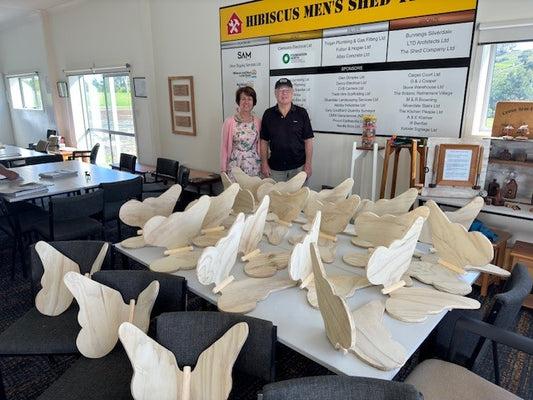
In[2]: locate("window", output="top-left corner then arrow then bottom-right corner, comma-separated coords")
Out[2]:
481,41 -> 533,130
68,72 -> 136,164
7,74 -> 43,110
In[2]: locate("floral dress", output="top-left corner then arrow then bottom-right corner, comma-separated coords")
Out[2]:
228,118 -> 261,178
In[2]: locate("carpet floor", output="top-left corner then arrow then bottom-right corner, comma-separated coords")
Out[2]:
0,225 -> 531,399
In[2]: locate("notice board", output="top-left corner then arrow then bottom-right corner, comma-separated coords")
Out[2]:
219,0 -> 478,138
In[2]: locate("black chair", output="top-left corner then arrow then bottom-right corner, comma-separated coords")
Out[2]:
46,129 -> 57,138
260,375 -> 422,400
34,190 -> 104,241
68,143 -> 100,164
175,165 -> 194,211
142,157 -> 179,194
24,154 -> 64,165
0,241 -> 111,360
0,198 -> 48,278
118,153 -> 137,173
99,176 -> 143,240
0,264 -> 187,400
35,274 -> 189,400
405,318 -> 533,399
426,263 -> 532,372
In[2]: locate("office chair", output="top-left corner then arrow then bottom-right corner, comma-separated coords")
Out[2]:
118,153 -> 137,173
68,143 -> 100,164
142,157 -> 179,194
24,154 -> 64,165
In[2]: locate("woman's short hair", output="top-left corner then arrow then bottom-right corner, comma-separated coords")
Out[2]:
236,86 -> 257,106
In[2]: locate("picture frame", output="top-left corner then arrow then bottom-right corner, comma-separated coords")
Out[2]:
435,144 -> 481,187
133,77 -> 147,98
57,81 -> 69,98
168,76 -> 196,136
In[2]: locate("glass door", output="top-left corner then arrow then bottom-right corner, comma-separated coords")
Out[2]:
68,72 -> 136,164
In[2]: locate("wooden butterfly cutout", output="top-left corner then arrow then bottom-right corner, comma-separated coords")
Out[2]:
289,212 -> 371,308
196,212 -> 296,314
310,243 -> 407,371
231,166 -> 275,201
118,320 -> 248,400
221,172 -> 255,214
256,171 -> 307,202
301,177 -> 354,223
353,188 -> 419,219
63,271 -> 159,358
418,196 -> 483,245
120,184 -> 183,249
35,241 -> 108,317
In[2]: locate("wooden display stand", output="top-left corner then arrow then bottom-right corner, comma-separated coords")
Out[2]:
509,241 -> 533,308
379,139 -> 426,199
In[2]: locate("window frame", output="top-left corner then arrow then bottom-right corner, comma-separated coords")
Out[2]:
6,73 -> 43,111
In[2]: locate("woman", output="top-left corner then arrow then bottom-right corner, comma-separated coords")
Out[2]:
220,86 -> 261,179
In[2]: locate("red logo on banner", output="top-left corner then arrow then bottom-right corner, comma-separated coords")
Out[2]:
227,12 -> 242,35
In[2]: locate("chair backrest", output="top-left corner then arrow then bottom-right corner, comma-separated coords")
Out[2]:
260,375 -> 422,400
46,129 -> 57,138
154,157 -> 179,182
24,154 -> 64,165
155,311 -> 276,382
119,153 -> 137,173
50,189 -> 104,222
470,263 -> 533,369
92,270 -> 187,319
178,164 -> 190,187
29,240 -> 110,301
35,140 -> 49,153
90,143 -> 100,164
100,176 -> 143,203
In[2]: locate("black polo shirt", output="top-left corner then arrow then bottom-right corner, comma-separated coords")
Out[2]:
260,103 -> 314,171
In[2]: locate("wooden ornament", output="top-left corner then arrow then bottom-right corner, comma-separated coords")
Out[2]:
149,250 -> 202,273
196,213 -> 245,287
343,252 -> 371,268
269,187 -> 310,223
119,321 -> 249,400
418,196 -> 484,244
311,243 -> 407,370
385,286 -> 480,323
143,195 -> 210,250
353,207 -> 429,248
365,216 -> 425,289
256,171 -> 307,201
119,184 -> 182,228
35,241 -> 108,317
426,200 -> 494,268
263,221 -> 290,245
192,230 -> 228,248
243,252 -> 289,278
303,178 -> 354,221
239,196 -> 269,257
121,235 -> 147,249
408,261 -> 472,295
187,183 -> 239,229
63,272 -> 158,358
305,275 -> 371,309
217,277 -> 297,314
317,237 -> 337,264
319,195 -> 361,236
354,188 -> 419,218
288,212 -> 322,282
231,166 -> 275,200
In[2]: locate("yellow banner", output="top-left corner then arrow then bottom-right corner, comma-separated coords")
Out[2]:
220,0 -> 477,42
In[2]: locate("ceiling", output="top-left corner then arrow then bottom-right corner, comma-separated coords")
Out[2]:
0,0 -> 75,27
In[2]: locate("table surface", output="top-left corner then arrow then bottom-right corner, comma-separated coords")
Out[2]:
115,220 -> 478,380
0,145 -> 48,162
0,160 -> 138,202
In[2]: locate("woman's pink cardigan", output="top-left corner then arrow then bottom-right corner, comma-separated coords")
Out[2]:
220,114 -> 262,173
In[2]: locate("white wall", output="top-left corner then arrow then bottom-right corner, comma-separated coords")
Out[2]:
0,15 -> 56,147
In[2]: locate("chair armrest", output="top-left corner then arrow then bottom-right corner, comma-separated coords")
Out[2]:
449,318 -> 533,360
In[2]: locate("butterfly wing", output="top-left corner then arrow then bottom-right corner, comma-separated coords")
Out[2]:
189,322 -> 249,400
119,322 -> 179,400
35,241 -> 80,316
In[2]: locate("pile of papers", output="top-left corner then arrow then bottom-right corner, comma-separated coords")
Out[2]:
0,182 -> 49,198
38,170 -> 78,179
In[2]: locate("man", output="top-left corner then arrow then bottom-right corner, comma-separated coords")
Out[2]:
260,78 -> 314,181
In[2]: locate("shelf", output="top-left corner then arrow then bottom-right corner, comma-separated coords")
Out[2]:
488,158 -> 533,168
